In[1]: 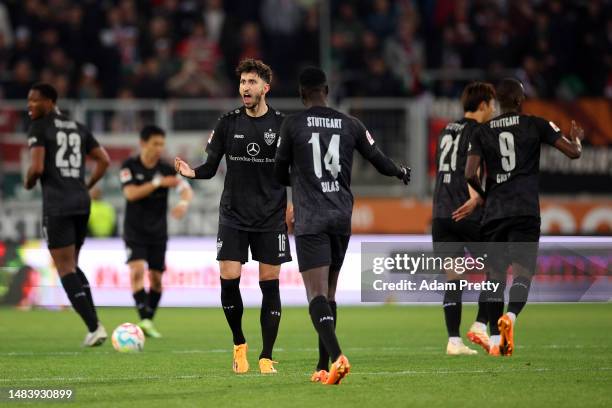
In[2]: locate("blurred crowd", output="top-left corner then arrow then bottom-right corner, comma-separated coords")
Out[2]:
0,0 -> 610,102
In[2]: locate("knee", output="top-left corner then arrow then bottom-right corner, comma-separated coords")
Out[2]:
220,261 -> 242,280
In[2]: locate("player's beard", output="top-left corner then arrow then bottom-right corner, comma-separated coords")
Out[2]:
244,93 -> 262,111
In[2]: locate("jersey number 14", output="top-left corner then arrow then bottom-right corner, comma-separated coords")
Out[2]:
309,133 -> 341,179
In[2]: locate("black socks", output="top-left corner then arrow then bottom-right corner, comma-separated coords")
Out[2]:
485,280 -> 505,335
508,276 -> 531,317
317,300 -> 337,371
147,289 -> 162,319
221,277 -> 246,345
259,279 -> 281,360
476,289 -> 489,324
76,267 -> 97,321
61,272 -> 98,332
133,289 -> 149,320
309,296 -> 341,362
443,280 -> 462,337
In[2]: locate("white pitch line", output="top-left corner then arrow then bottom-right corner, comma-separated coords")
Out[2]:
0,344 -> 605,357
1,367 -> 611,384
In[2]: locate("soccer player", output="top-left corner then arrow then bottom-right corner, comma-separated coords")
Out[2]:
432,82 -> 496,355
465,78 -> 583,356
274,67 -> 410,384
24,82 -> 110,346
120,125 -> 193,338
175,59 -> 290,374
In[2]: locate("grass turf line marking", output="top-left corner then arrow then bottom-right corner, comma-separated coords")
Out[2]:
0,344 -> 606,357
1,367 -> 610,384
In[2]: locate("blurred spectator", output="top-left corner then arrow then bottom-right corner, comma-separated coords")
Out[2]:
77,63 -> 102,99
366,0 -> 398,40
133,58 -> 168,99
0,0 -> 609,99
4,60 -> 33,99
239,22 -> 262,61
384,17 -> 424,95
176,22 -> 222,77
0,2 -> 13,47
260,0 -> 304,80
110,88 -> 143,132
331,2 -> 364,67
88,187 -> 117,237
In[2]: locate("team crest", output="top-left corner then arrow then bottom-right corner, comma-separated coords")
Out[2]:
264,129 -> 276,146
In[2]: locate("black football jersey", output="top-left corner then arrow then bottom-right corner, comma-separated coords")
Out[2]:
27,112 -> 100,216
206,106 -> 287,232
120,156 -> 176,243
433,117 -> 482,221
276,106 -> 381,236
468,112 -> 562,224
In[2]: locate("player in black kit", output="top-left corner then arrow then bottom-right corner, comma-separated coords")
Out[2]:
432,82 -> 497,356
120,125 -> 193,338
465,78 -> 583,356
274,67 -> 410,385
175,59 -> 289,374
24,83 -> 110,346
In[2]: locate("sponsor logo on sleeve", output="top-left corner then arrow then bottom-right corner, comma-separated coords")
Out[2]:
366,130 -> 375,145
119,168 -> 132,183
549,121 -> 560,132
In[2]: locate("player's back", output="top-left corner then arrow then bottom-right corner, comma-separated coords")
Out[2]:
471,112 -> 561,224
28,112 -> 97,216
433,117 -> 482,221
282,106 -> 363,236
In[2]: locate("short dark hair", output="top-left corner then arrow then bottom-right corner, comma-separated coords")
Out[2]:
30,82 -> 58,103
461,82 -> 496,113
496,78 -> 525,111
235,58 -> 273,84
299,67 -> 327,91
140,125 -> 165,141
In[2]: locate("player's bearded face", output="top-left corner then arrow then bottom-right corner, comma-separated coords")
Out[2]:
239,72 -> 269,109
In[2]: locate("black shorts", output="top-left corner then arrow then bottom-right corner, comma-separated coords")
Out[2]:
43,213 -> 89,250
481,216 -> 540,277
216,224 -> 292,265
295,233 -> 351,272
431,218 -> 483,258
125,241 -> 167,272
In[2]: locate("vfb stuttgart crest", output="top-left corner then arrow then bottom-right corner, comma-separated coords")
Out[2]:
264,129 -> 276,146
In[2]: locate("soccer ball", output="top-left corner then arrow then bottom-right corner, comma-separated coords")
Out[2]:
111,323 -> 145,353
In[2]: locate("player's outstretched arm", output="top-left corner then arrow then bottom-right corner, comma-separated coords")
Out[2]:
177,150 -> 223,180
365,146 -> 411,184
175,157 -> 195,178
86,146 -> 110,190
170,179 -> 193,219
24,146 -> 45,190
123,175 -> 178,202
553,120 -> 583,159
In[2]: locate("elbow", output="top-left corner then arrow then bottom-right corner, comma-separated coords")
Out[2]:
99,155 -> 111,169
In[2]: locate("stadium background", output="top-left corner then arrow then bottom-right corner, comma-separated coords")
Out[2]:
0,0 -> 610,307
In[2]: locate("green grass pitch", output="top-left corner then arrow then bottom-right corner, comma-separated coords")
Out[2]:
1,304 -> 611,407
